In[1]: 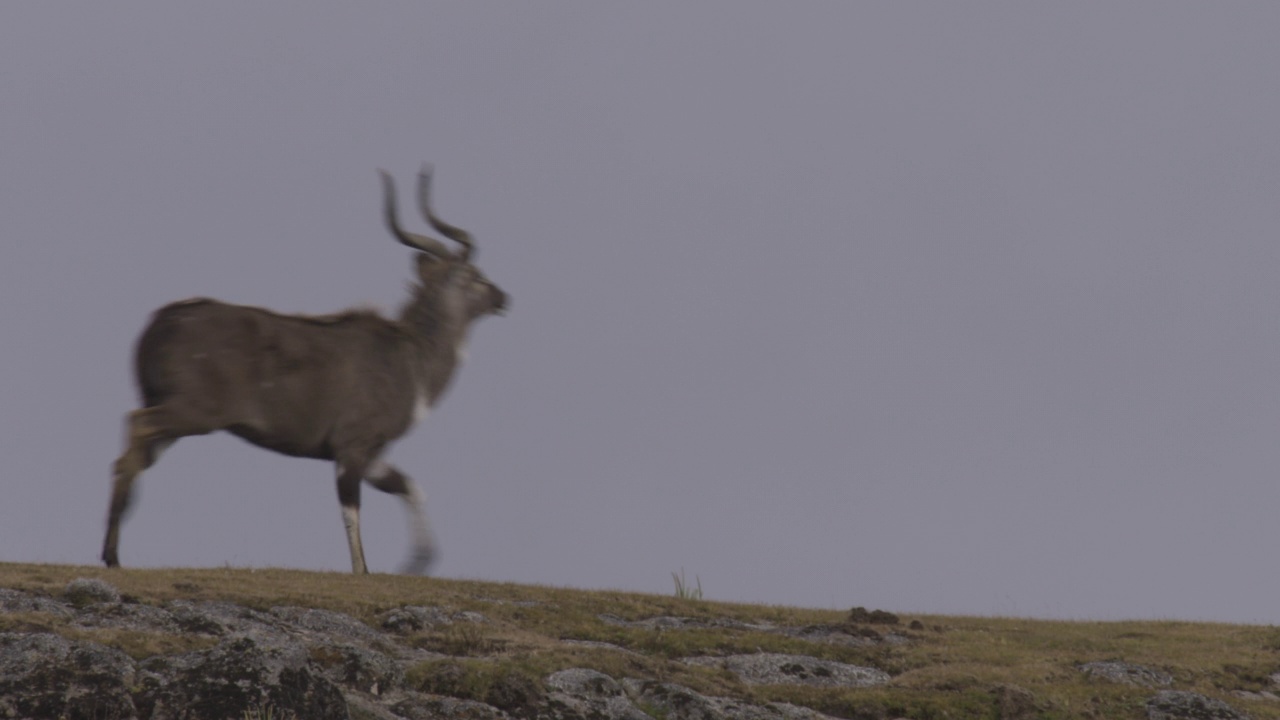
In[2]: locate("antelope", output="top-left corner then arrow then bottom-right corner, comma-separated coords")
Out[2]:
101,165 -> 507,574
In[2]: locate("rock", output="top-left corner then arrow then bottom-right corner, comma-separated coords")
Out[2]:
0,580 -> 889,720
781,623 -> 910,647
683,653 -> 890,688
389,690 -> 511,719
623,679 -> 843,720
1081,660 -> 1174,687
768,703 -> 846,719
64,577 -> 121,606
1233,690 -> 1280,701
545,668 -> 651,720
482,669 -> 543,716
310,642 -> 404,695
627,680 -> 775,719
1146,690 -> 1250,720
596,612 -> 911,649
74,600 -> 184,634
139,635 -> 348,720
848,607 -> 899,625
383,605 -> 456,633
0,587 -> 74,617
169,603 -> 230,636
598,613 -> 765,631
345,691 -> 410,720
991,684 -> 1038,720
0,632 -> 139,720
271,605 -> 386,644
167,600 -> 291,642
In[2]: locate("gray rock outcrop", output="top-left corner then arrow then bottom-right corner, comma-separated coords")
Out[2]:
140,635 -> 348,720
0,581 -> 888,720
0,632 -> 138,720
623,679 -> 844,720
1081,660 -> 1174,688
683,652 -> 891,688
1147,690 -> 1250,720
546,669 -> 652,720
63,577 -> 122,606
1,577 -> 1259,720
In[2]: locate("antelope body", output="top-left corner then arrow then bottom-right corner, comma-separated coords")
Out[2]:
102,166 -> 507,574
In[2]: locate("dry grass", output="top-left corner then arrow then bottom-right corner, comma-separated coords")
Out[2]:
1,562 -> 1277,719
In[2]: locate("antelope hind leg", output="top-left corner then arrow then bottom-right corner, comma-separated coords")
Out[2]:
102,408 -> 175,567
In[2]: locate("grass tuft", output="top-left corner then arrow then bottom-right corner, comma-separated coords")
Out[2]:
671,568 -> 702,601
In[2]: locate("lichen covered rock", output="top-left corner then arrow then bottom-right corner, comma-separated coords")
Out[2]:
0,632 -> 138,720
63,577 -> 121,606
140,635 -> 348,720
1146,690 -> 1250,720
683,652 -> 891,688
1081,660 -> 1174,688
545,668 -> 651,720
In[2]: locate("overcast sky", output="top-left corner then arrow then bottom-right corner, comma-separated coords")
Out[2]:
3,3 -> 1279,624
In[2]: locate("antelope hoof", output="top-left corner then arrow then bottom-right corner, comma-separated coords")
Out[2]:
400,548 -> 436,576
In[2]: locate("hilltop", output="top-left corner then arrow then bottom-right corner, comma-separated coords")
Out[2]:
0,562 -> 1275,719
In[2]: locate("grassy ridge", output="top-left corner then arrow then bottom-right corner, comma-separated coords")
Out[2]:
1,562 -> 1276,719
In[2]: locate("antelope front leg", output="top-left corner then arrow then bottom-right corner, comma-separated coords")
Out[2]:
366,461 -> 437,575
335,462 -> 369,574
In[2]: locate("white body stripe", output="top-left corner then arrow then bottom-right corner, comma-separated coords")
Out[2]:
412,395 -> 431,426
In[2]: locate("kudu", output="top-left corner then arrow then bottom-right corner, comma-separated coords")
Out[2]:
102,165 -> 507,574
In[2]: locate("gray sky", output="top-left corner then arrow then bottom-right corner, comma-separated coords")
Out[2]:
3,3 -> 1279,624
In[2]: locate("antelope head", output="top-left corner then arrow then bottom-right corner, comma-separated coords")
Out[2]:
380,165 -> 508,323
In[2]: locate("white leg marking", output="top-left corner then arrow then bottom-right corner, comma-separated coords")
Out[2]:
360,461 -> 434,574
400,481 -> 437,575
342,504 -> 366,574
338,463 -> 367,574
